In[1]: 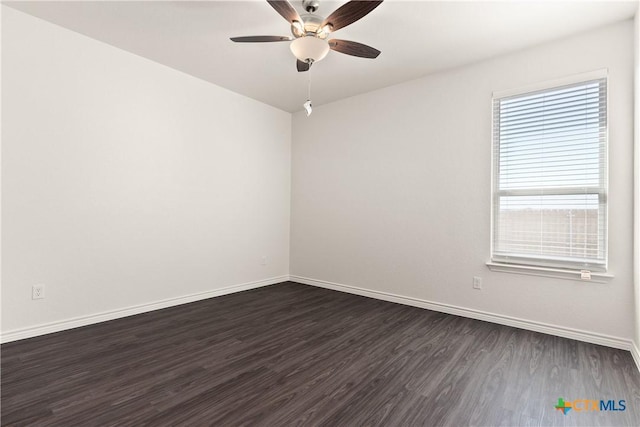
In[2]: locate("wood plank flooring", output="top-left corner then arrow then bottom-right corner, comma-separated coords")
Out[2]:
2,281 -> 640,426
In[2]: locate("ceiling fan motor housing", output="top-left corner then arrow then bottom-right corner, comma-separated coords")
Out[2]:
291,13 -> 326,38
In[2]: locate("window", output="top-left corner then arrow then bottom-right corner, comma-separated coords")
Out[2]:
491,74 -> 607,271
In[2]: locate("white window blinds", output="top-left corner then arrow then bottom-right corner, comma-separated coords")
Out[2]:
492,77 -> 607,271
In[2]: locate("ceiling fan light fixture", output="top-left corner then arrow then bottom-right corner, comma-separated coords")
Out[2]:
291,20 -> 305,37
290,36 -> 330,63
316,24 -> 333,38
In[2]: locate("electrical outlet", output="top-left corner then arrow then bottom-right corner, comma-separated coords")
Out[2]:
473,276 -> 483,290
32,284 -> 45,300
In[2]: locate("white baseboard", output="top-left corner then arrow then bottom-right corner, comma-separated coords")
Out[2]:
631,341 -> 640,373
291,275 -> 633,351
1,275 -> 290,344
5,273 -> 637,373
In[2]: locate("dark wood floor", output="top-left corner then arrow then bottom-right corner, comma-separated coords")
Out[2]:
2,282 -> 640,426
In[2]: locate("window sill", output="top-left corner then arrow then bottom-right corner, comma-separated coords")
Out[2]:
485,262 -> 614,283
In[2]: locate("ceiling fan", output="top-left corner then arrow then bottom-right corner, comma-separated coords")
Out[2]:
230,0 -> 383,72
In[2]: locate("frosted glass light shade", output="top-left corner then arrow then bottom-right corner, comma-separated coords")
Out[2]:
290,36 -> 330,63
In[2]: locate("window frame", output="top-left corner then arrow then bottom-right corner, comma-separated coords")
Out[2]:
489,70 -> 609,273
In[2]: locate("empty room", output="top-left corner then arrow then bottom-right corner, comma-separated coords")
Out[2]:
2,0 -> 640,425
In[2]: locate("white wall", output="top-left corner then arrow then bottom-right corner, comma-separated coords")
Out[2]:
634,8 -> 640,356
291,20 -> 635,343
1,7 -> 291,335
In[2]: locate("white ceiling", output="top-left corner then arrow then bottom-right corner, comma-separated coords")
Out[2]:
4,0 -> 638,112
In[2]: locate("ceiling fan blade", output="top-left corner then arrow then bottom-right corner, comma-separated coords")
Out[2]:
321,1 -> 383,32
297,60 -> 310,72
230,35 -> 293,43
329,39 -> 380,58
267,0 -> 302,24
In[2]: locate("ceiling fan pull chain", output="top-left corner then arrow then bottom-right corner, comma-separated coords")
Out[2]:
308,67 -> 311,101
304,66 -> 313,117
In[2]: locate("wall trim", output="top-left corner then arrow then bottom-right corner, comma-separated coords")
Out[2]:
291,275 -> 633,351
1,275 -> 290,344
631,341 -> 640,373
5,273 -> 637,372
